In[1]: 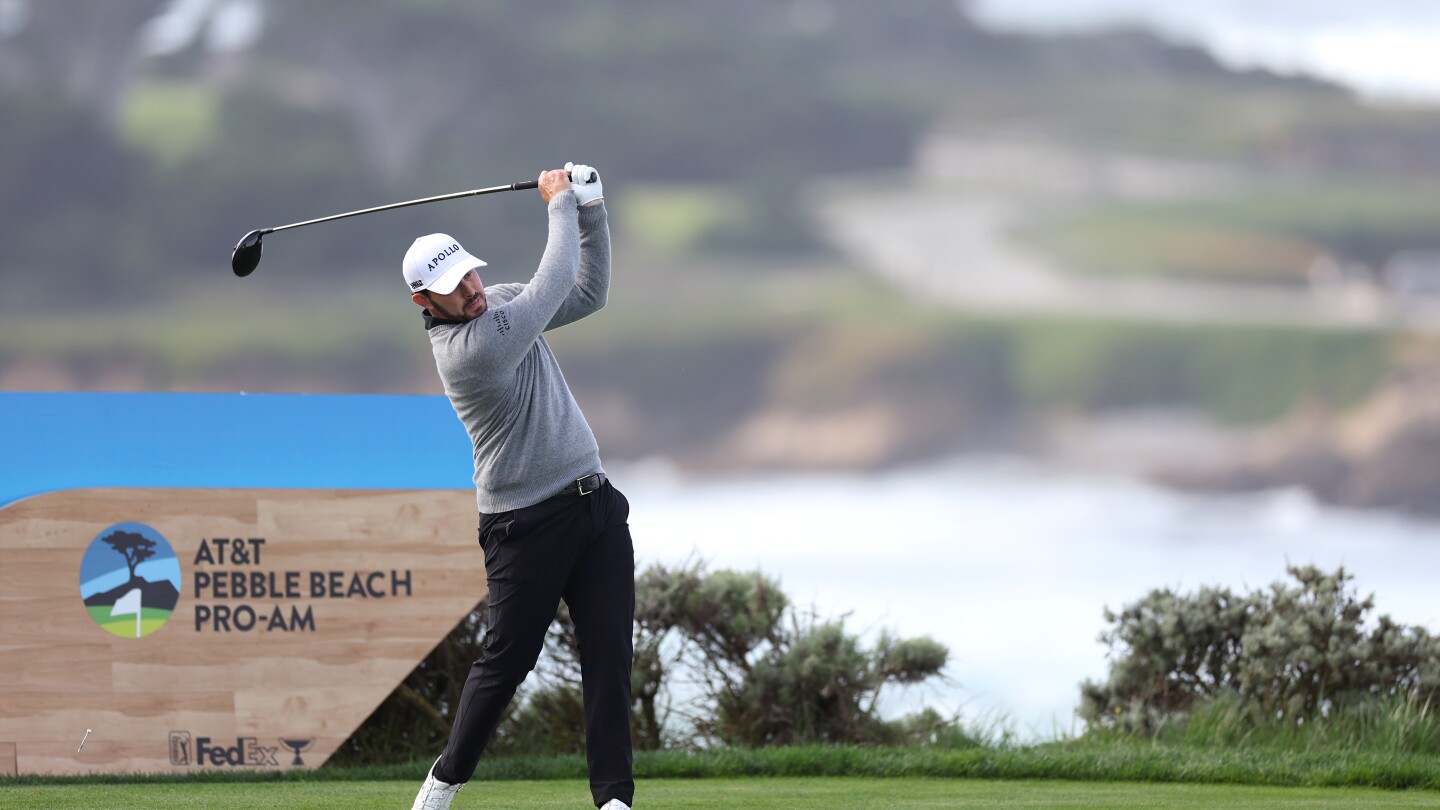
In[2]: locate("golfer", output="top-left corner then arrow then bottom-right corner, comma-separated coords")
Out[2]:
406,164 -> 634,810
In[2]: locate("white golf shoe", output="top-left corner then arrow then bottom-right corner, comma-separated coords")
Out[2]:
411,757 -> 464,810
598,800 -> 630,810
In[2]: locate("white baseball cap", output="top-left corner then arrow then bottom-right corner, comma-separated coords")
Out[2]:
402,233 -> 487,295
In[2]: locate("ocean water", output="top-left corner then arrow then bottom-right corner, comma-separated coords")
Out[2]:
612,456 -> 1440,739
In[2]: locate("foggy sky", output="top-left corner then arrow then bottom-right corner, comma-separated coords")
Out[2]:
972,0 -> 1440,101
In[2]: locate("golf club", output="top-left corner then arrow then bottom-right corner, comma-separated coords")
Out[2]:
230,170 -> 596,278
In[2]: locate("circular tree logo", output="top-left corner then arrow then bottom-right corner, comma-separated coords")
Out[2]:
79,522 -> 183,638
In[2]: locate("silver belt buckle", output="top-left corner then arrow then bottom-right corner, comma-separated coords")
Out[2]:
575,474 -> 597,496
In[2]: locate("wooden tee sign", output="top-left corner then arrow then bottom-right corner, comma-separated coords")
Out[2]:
0,487 -> 486,775
0,392 -> 490,776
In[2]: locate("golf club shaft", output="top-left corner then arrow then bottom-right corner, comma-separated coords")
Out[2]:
231,170 -> 594,278
266,182 -> 533,236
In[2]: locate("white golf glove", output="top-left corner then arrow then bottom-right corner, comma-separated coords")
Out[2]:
565,162 -> 604,206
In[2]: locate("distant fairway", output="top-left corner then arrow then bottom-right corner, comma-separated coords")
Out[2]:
8,778 -> 1440,809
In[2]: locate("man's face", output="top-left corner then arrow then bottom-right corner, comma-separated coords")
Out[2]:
419,268 -> 487,322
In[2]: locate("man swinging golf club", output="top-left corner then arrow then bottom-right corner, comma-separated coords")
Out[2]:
407,164 -> 634,810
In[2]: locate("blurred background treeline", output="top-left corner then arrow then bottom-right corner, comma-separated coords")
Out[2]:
4,1 -> 1440,502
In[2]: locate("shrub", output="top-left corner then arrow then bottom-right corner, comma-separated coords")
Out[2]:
334,557 -> 955,764
1081,565 -> 1440,734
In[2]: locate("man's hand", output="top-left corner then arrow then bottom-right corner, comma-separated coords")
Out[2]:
537,169 -> 572,204
565,162 -> 604,206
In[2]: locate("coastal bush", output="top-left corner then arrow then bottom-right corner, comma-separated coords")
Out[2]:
332,559 -> 956,765
1080,565 -> 1440,738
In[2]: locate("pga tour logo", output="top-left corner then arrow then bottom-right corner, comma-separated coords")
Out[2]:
170,731 -> 314,767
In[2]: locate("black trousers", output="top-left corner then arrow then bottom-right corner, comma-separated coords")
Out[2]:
433,479 -> 635,808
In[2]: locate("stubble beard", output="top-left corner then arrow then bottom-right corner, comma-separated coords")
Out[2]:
430,290 -> 486,322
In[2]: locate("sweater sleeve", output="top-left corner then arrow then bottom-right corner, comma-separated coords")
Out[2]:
543,202 -> 611,331
440,191 -> 581,378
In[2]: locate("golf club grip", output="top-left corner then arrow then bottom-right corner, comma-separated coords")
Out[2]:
511,171 -> 597,192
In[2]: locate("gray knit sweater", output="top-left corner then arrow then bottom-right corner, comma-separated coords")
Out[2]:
424,190 -> 610,513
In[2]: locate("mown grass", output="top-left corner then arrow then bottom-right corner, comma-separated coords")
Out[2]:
615,185 -> 750,255
1018,180 -> 1440,283
121,80 -> 221,169
12,702 -> 1440,802
753,314 -> 1393,424
1021,215 -> 1323,283
7,777 -> 1439,810
8,743 -> 1440,791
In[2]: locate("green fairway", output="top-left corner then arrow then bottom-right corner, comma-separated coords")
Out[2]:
85,605 -> 174,637
7,777 -> 1439,809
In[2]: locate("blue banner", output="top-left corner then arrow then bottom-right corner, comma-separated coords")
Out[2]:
0,392 -> 475,507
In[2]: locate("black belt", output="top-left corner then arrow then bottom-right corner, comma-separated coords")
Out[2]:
556,472 -> 606,498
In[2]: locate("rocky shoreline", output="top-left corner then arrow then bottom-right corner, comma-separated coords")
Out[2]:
1153,367 -> 1440,519
642,368 -> 1440,522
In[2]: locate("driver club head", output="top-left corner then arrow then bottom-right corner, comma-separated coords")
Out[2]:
231,229 -> 264,277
